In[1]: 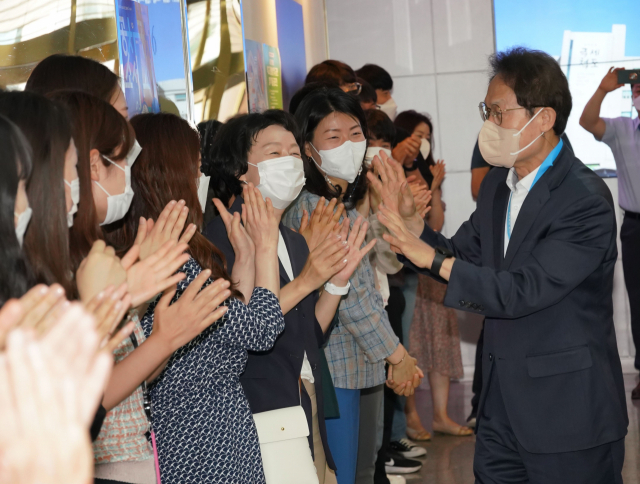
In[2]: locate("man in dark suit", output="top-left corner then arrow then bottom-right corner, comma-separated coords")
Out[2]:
372,47 -> 628,483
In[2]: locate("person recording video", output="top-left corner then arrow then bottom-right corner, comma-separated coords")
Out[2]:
580,67 -> 640,400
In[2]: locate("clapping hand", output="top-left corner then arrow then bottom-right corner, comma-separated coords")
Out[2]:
213,198 -> 255,264
391,134 -> 421,166
429,160 -> 446,191
136,200 -> 197,261
0,302 -> 112,484
407,175 -> 432,219
297,197 -> 344,252
241,184 -> 279,251
330,216 -> 377,287
76,241 -> 127,303
84,284 -> 134,353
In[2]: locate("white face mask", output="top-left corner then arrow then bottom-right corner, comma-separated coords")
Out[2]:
93,157 -> 134,225
64,178 -> 80,228
248,156 -> 306,210
197,173 -> 210,213
364,147 -> 392,167
127,139 -> 142,167
633,95 -> 640,112
14,205 -> 32,247
419,138 -> 431,159
311,140 -> 367,184
378,97 -> 398,120
478,108 -> 545,169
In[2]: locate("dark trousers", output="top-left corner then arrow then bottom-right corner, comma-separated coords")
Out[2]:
474,367 -> 624,484
621,213 -> 640,370
374,287 -> 405,484
470,322 -> 485,415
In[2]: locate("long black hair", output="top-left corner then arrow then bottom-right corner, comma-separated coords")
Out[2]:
0,92 -> 74,297
294,87 -> 369,209
205,110 -> 300,207
0,114 -> 33,305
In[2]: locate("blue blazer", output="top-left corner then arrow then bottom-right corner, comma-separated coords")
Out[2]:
404,143 -> 628,453
204,196 -> 335,470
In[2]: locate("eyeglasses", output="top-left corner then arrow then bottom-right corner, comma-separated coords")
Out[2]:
343,82 -> 362,95
478,102 -> 529,126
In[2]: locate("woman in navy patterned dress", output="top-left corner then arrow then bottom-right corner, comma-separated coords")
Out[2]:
119,113 -> 284,483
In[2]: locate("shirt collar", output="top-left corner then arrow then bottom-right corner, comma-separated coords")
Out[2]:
505,138 -> 564,193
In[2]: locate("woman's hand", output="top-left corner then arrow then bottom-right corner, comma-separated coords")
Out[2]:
385,345 -> 424,396
0,303 -> 112,484
213,198 -> 255,264
429,160 -> 446,191
298,233 -> 350,291
83,284 -> 134,353
297,197 -> 344,252
241,184 -> 279,251
76,241 -> 127,303
330,216 -> 377,287
407,176 -> 433,219
391,134 -> 421,166
120,241 -> 190,307
137,200 -> 197,261
378,204 -> 434,269
151,271 -> 231,353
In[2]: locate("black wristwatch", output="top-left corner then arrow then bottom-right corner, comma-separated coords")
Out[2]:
430,246 -> 454,277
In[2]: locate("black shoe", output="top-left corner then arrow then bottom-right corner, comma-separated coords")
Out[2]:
388,439 -> 427,458
384,456 -> 422,474
632,381 -> 640,400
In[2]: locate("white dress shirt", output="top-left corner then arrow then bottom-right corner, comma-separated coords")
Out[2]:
277,231 -> 314,383
504,165 -> 541,255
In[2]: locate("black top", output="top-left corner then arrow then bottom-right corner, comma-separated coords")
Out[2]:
203,196 -> 336,470
403,143 -> 628,454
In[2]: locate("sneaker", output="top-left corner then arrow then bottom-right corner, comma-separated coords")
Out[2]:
389,439 -> 428,458
386,475 -> 407,484
385,456 -> 422,474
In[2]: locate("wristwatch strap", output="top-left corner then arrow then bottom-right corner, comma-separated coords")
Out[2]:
430,251 -> 447,278
324,281 -> 351,296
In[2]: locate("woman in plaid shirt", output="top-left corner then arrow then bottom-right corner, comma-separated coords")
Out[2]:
283,87 -> 423,484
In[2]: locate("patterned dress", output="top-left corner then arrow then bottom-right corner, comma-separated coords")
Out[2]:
141,257 -> 284,484
409,274 -> 463,379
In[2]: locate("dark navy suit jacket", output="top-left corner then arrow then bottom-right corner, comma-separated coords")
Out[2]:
204,196 -> 335,469
405,143 -> 628,453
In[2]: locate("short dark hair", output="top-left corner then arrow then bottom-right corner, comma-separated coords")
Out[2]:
289,81 -> 338,115
197,119 -> 223,174
305,60 -> 357,86
489,47 -> 572,135
357,77 -> 377,105
356,64 -> 393,91
26,54 -> 120,103
365,109 -> 396,145
394,110 -> 435,166
294,87 -> 369,209
206,110 -> 300,207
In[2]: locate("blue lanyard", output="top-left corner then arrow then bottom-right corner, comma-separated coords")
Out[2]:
506,139 -> 564,241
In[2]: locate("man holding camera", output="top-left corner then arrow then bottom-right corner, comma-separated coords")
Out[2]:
581,68 -> 640,399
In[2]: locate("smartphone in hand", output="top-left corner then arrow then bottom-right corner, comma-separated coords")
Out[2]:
617,69 -> 640,85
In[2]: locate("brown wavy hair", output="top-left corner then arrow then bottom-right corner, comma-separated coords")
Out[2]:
48,90 -> 133,271
122,113 -> 238,297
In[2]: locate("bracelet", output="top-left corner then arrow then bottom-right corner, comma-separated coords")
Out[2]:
389,351 -> 407,366
324,281 -> 351,296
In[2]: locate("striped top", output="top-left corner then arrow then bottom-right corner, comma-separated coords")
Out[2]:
93,320 -> 153,463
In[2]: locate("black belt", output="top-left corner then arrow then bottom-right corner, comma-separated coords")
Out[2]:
624,210 -> 640,220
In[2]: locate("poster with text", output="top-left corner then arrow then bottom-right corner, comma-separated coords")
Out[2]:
263,44 -> 283,110
115,0 -> 160,117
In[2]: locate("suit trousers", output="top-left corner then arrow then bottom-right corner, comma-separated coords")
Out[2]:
474,365 -> 624,484
621,213 -> 640,370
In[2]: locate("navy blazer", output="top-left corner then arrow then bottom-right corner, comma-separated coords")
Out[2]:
203,196 -> 335,470
405,143 -> 628,454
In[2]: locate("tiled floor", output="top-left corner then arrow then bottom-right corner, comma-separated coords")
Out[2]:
395,373 -> 640,483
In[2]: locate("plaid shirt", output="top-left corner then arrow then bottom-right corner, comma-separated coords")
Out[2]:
282,191 -> 399,389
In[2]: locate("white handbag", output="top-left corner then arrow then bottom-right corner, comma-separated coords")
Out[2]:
253,405 -> 319,484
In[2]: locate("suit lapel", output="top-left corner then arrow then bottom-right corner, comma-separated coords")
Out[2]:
278,224 -> 294,285
503,182 -> 550,269
493,181 -> 510,270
